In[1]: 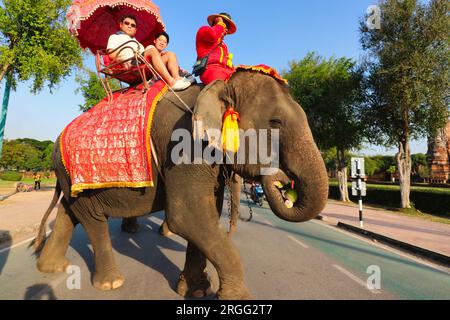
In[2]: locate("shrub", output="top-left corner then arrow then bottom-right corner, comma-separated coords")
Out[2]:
0,171 -> 23,181
329,183 -> 450,217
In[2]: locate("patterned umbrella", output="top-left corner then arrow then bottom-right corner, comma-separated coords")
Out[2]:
67,0 -> 165,53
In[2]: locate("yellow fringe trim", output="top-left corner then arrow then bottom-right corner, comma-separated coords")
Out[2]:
71,181 -> 154,198
146,85 -> 169,170
60,128 -> 70,176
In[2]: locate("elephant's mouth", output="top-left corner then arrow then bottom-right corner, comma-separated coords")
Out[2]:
261,166 -> 328,223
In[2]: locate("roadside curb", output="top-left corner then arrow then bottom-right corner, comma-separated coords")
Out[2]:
336,221 -> 450,267
0,191 -> 17,201
0,222 -> 42,247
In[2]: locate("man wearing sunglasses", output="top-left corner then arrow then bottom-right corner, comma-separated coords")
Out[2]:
107,15 -> 190,91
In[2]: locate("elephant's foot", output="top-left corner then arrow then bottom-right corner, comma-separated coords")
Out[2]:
121,218 -> 140,234
217,286 -> 253,300
37,256 -> 70,273
159,221 -> 174,237
177,272 -> 212,298
93,270 -> 125,291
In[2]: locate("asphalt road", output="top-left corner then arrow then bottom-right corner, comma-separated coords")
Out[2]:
0,198 -> 449,300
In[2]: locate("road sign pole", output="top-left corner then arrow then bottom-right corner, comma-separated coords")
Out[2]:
355,158 -> 364,228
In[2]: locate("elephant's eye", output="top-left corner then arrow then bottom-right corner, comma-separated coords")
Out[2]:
269,119 -> 283,128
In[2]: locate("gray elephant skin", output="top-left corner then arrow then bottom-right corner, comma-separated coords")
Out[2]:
33,70 -> 328,300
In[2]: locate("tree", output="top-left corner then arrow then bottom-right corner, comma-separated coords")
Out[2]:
0,139 -> 39,170
285,52 -> 365,202
0,138 -> 53,171
75,69 -> 120,112
360,0 -> 449,208
0,0 -> 83,155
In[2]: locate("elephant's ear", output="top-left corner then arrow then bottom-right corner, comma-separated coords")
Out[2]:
193,80 -> 231,147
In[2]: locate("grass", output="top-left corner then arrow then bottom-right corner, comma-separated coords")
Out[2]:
329,179 -> 450,194
0,178 -> 57,192
329,199 -> 450,225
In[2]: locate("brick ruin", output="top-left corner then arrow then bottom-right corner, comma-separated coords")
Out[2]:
427,121 -> 450,184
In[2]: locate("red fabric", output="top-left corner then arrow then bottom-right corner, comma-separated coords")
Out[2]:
60,80 -> 168,197
200,65 -> 234,85
67,0 -> 165,53
196,23 -> 234,85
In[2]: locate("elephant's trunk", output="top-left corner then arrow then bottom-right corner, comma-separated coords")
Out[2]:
261,139 -> 328,223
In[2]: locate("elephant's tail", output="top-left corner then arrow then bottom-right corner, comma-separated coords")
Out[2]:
30,180 -> 62,253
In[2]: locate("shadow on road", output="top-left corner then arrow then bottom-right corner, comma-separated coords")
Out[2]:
0,230 -> 12,275
68,211 -> 186,293
250,219 -> 450,276
24,283 -> 57,300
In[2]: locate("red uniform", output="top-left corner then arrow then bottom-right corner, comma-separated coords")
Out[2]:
196,22 -> 234,85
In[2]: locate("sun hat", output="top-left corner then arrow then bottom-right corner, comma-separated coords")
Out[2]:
207,12 -> 237,34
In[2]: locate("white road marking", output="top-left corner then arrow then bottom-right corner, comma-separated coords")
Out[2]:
128,238 -> 141,249
262,219 -> 274,227
0,230 -> 51,254
287,235 -> 309,249
311,220 -> 450,275
332,264 -> 381,294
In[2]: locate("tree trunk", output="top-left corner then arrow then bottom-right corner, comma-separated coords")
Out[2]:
0,78 -> 12,157
337,148 -> 350,202
396,139 -> 411,209
0,64 -> 10,84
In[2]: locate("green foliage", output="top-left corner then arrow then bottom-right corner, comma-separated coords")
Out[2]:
0,139 -> 54,171
284,52 -> 365,153
364,157 -> 380,176
0,170 -> 22,181
417,165 -> 430,180
75,70 -> 120,112
329,183 -> 450,217
0,0 -> 82,92
387,165 -> 396,175
360,0 -> 450,146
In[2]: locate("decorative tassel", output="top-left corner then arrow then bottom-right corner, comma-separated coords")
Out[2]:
221,106 -> 240,153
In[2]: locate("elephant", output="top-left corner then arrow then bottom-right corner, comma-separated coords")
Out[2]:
33,69 -> 328,299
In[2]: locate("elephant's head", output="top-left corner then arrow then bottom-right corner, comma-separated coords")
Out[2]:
193,70 -> 328,222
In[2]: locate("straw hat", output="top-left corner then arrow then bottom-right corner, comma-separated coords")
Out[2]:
207,12 -> 237,34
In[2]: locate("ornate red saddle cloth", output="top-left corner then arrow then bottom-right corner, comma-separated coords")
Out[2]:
61,81 -> 168,197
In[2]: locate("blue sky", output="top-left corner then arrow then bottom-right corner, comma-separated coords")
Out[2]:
1,0 -> 428,155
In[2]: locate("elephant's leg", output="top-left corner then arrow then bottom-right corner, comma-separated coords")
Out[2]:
37,202 -> 77,273
159,218 -> 174,237
177,242 -> 212,298
228,173 -> 241,237
177,173 -> 226,297
78,214 -> 124,290
121,217 -> 140,233
165,167 -> 252,300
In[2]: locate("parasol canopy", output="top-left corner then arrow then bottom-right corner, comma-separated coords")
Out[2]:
67,0 -> 165,53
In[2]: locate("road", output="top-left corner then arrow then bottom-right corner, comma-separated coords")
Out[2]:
0,195 -> 449,300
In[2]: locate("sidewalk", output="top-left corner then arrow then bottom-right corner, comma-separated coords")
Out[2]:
0,190 -> 56,245
321,201 -> 450,257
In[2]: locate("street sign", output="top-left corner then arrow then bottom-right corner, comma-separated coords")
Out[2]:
352,181 -> 367,196
351,157 -> 365,178
350,157 -> 366,228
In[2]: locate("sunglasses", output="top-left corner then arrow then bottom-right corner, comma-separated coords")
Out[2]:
123,21 -> 137,28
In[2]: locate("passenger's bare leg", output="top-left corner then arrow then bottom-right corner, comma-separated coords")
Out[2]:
161,52 -> 182,81
144,47 -> 176,86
